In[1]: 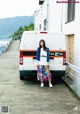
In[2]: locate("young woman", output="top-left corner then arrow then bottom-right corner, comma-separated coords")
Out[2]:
36,39 -> 53,87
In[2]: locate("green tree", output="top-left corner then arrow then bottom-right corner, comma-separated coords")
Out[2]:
12,23 -> 34,40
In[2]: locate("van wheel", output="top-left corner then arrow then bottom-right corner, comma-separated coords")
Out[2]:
19,71 -> 25,80
20,76 -> 24,80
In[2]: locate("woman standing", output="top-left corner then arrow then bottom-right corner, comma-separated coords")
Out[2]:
36,39 -> 53,87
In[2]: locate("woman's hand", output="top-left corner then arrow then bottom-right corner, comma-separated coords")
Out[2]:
36,64 -> 39,67
46,62 -> 49,67
36,61 -> 39,67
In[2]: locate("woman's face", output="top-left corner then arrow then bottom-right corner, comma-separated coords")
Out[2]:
40,41 -> 44,47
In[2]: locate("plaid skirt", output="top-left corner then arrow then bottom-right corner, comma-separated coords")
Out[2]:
37,65 -> 52,82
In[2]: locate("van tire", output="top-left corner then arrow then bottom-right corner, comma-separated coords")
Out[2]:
19,71 -> 25,80
20,75 -> 24,80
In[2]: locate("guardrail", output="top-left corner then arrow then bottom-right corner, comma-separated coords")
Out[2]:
0,38 -> 13,55
64,62 -> 80,98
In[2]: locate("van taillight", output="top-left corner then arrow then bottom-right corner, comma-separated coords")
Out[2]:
20,51 -> 23,65
63,52 -> 66,65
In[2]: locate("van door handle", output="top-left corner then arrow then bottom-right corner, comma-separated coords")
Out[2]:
33,57 -> 36,59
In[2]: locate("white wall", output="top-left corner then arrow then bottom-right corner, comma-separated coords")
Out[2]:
34,10 -> 41,31
34,0 -> 48,31
34,0 -> 62,32
74,4 -> 80,67
48,0 -> 62,32
40,0 -> 47,30
62,3 -> 80,68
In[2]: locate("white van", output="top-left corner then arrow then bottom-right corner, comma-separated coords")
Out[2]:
19,31 -> 66,80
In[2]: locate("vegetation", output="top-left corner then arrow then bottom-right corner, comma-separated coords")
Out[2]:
11,23 -> 34,40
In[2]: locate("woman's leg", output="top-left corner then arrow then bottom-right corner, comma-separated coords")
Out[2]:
38,65 -> 44,87
40,81 -> 44,87
48,78 -> 53,87
46,66 -> 53,87
49,78 -> 51,83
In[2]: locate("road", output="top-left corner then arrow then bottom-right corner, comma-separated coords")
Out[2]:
0,40 -> 80,114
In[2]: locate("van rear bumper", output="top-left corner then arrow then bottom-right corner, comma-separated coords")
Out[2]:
19,70 -> 65,77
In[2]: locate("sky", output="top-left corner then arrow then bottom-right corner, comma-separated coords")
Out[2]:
0,0 -> 40,19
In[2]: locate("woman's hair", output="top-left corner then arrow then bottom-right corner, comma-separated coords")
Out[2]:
39,39 -> 47,51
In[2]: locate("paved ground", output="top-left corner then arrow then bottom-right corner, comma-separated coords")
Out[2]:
0,40 -> 80,114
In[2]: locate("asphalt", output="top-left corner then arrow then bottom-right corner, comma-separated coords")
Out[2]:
0,40 -> 80,114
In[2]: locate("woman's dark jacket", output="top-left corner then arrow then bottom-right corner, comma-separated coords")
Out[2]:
36,47 -> 50,62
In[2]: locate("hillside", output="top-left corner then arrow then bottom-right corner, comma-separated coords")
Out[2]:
0,16 -> 34,38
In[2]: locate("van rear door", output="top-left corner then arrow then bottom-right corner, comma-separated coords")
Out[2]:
20,32 -> 66,71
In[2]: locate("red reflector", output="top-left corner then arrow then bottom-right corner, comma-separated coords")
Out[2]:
20,58 -> 23,65
20,51 -> 23,65
20,51 -> 23,58
63,52 -> 66,65
40,32 -> 47,34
